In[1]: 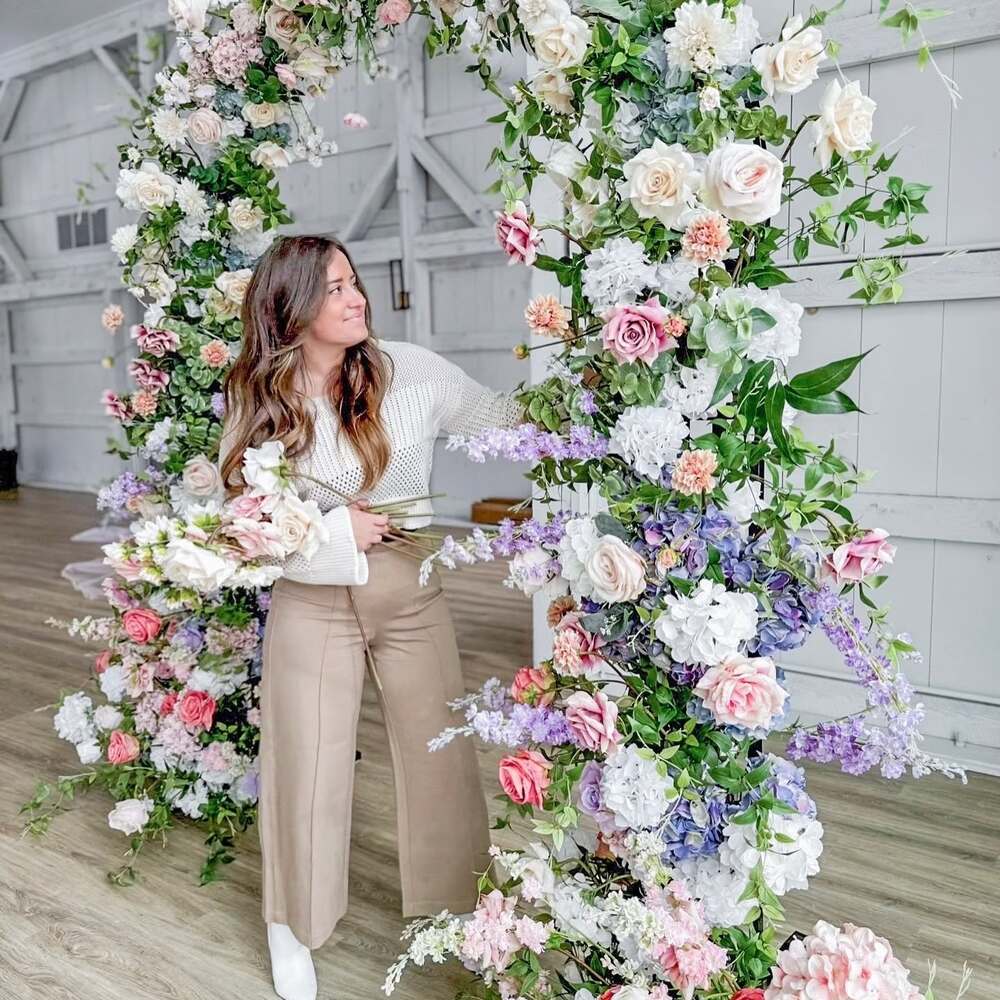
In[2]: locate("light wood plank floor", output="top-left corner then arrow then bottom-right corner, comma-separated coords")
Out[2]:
0,488 -> 996,1000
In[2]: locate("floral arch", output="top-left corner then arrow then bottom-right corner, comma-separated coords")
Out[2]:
25,1 -> 967,998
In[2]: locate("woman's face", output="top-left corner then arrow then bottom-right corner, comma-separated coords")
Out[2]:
306,248 -> 369,350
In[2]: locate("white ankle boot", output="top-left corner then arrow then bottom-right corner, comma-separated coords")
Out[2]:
267,922 -> 317,1000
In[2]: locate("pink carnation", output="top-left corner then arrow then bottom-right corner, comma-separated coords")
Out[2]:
129,358 -> 170,394
823,528 -> 896,585
101,304 -> 125,331
694,652 -> 788,730
681,210 -> 732,265
498,749 -> 551,808
551,612 -> 606,676
376,0 -> 412,26
564,690 -> 621,753
107,730 -> 141,765
343,112 -> 369,129
766,921 -> 922,1000
131,324 -> 180,357
495,200 -> 541,266
200,340 -> 231,368
672,449 -> 719,495
602,296 -> 678,365
131,391 -> 159,418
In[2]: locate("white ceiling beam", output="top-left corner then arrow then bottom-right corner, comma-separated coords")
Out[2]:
341,142 -> 398,243
0,79 -> 26,144
92,45 -> 141,105
411,135 -> 494,229
0,224 -> 32,282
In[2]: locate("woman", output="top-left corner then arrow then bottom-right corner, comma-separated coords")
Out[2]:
219,235 -> 524,1000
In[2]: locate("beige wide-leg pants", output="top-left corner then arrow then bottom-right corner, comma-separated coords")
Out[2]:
257,542 -> 492,950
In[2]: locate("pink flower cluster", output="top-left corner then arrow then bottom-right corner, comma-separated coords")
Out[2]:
129,358 -> 171,394
208,28 -> 263,87
459,890 -> 548,973
602,296 -> 680,365
524,294 -> 572,339
765,921 -> 922,1000
681,210 -> 732,265
824,529 -> 896,585
551,611 -> 607,676
495,201 -> 541,266
565,690 -> 620,752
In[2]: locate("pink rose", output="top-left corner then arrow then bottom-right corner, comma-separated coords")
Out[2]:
376,0 -> 412,26
122,608 -> 162,644
159,692 -> 179,717
693,653 -> 788,730
552,612 -> 607,676
342,112 -> 369,129
274,63 -> 297,88
178,690 -> 217,731
94,650 -> 112,674
495,200 -> 541,266
498,749 -> 551,808
511,664 -> 556,707
228,493 -> 267,519
225,517 -> 285,559
824,528 -> 896,584
732,990 -> 765,1000
107,729 -> 141,765
564,690 -> 621,752
602,296 -> 678,365
131,324 -> 180,357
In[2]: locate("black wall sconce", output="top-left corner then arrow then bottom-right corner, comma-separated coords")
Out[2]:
389,258 -> 410,311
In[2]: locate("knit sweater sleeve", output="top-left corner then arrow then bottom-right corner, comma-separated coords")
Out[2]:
216,414 -> 369,587
424,347 -> 525,437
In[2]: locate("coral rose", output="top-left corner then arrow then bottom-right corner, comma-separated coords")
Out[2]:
177,690 -> 217,731
107,729 -> 141,765
498,749 -> 551,808
122,608 -> 162,644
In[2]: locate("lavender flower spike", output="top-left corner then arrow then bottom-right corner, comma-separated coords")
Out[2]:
447,423 -> 609,463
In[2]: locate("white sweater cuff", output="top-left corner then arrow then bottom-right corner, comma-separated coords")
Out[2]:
281,503 -> 369,586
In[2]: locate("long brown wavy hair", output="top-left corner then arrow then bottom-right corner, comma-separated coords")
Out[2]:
221,235 -> 394,497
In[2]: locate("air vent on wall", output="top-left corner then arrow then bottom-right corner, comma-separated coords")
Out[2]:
56,207 -> 108,250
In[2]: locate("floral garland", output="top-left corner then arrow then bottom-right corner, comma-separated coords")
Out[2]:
22,0 -> 971,997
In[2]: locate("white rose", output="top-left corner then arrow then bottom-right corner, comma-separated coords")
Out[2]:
290,45 -> 331,82
242,440 -> 289,498
699,86 -> 721,112
270,494 -> 329,560
251,141 -> 291,169
813,78 -> 875,169
187,106 -> 223,145
107,796 -> 154,836
752,15 -> 825,97
228,197 -> 265,233
160,537 -> 238,592
530,67 -> 574,115
546,141 -> 588,191
168,0 -> 211,33
110,224 -> 138,261
585,535 -> 647,604
701,142 -> 783,225
242,102 -> 278,128
531,13 -> 589,69
76,741 -> 103,764
182,455 -> 224,499
216,268 -> 253,306
117,162 -> 176,213
621,139 -> 700,229
517,0 -> 570,30
263,6 -> 303,50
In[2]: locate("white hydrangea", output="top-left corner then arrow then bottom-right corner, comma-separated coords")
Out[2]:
556,516 -> 601,600
654,256 -> 699,305
658,359 -> 723,418
664,0 -> 759,74
549,878 -> 614,947
581,237 -> 659,316
230,224 -> 278,258
93,705 -> 124,731
724,285 -> 804,366
610,404 -> 689,477
600,745 -> 675,831
54,692 -> 96,744
720,813 -> 825,896
176,177 -> 210,221
654,578 -> 759,666
170,780 -> 210,818
186,666 -> 248,699
675,856 -> 756,928
98,663 -> 130,704
76,740 -> 102,764
721,479 -> 763,530
151,107 -> 187,150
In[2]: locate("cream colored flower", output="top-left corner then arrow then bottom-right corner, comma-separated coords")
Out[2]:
228,197 -> 265,233
270,494 -> 327,561
530,67 -> 574,115
241,101 -> 283,129
251,141 -> 291,169
813,79 -> 876,169
531,13 -> 589,69
585,535 -> 647,604
620,139 -> 700,229
290,45 -> 331,82
752,15 -> 825,97
187,107 -> 224,145
182,455 -> 223,498
701,142 -> 783,225
117,161 -> 177,212
263,6 -> 302,51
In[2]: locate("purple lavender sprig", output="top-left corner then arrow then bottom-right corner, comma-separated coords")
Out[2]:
446,423 -> 609,463
786,585 -> 966,782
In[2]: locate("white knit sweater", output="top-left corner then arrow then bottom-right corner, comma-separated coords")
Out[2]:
222,338 -> 524,587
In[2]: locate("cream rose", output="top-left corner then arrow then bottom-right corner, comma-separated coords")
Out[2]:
251,141 -> 291,170
290,45 -> 332,83
241,101 -> 278,129
621,139 -> 700,229
117,161 -> 177,213
270,494 -> 328,560
216,268 -> 252,306
700,142 -> 783,225
813,79 -> 876,169
228,197 -> 265,233
530,67 -> 574,115
752,15 -> 826,97
516,0 -> 570,31
160,537 -> 238,592
263,6 -> 302,51
531,13 -> 589,69
182,455 -> 223,499
186,107 -> 223,145
585,535 -> 647,604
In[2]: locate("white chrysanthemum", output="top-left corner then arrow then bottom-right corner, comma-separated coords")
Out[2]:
720,813 -> 824,896
676,856 -> 756,928
151,107 -> 187,150
156,68 -> 192,107
610,404 -> 689,478
556,516 -> 601,598
654,578 -> 759,666
654,256 -> 699,305
721,285 -> 804,366
600,744 -> 675,831
664,0 -> 758,73
581,237 -> 659,315
176,177 -> 210,221
93,705 -> 124,731
98,663 -> 129,704
110,224 -> 139,261
54,692 -> 95,744
658,359 -> 723,418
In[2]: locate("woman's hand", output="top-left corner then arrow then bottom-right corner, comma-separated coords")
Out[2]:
347,499 -> 390,552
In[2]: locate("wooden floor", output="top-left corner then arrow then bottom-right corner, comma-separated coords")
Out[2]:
0,488 -> 996,1000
